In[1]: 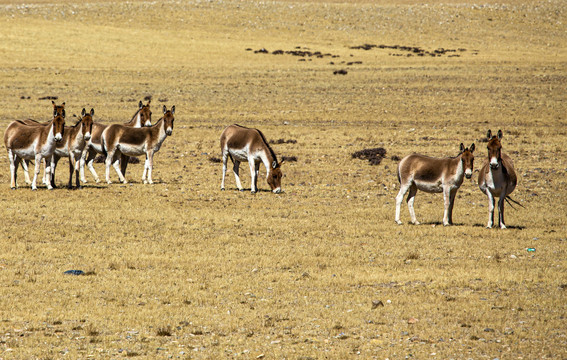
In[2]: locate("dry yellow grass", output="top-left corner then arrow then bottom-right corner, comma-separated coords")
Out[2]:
0,0 -> 566,358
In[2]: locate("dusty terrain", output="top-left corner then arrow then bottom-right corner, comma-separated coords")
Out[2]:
0,0 -> 565,358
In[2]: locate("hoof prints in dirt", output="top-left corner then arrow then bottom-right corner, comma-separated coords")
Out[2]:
248,47 -> 339,60
352,148 -> 387,165
350,44 -> 476,57
94,155 -> 140,164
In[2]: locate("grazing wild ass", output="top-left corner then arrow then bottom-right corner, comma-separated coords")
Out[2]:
395,143 -> 475,226
478,129 -> 518,229
102,105 -> 175,184
79,100 -> 152,183
48,108 -> 94,189
220,124 -> 283,194
4,104 -> 66,190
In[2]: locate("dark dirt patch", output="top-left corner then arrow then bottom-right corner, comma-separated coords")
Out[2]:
269,139 -> 297,144
281,156 -> 297,162
209,157 -> 221,163
94,155 -> 140,164
352,147 -> 387,165
333,69 -> 348,75
350,44 -> 472,57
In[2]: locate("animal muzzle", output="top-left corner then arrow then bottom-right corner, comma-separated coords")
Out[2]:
166,128 -> 173,136
465,170 -> 472,179
490,158 -> 499,169
273,187 -> 282,194
145,120 -> 152,127
54,133 -> 63,142
84,132 -> 91,141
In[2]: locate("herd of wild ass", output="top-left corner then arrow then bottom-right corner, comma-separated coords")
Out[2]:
3,101 -> 518,228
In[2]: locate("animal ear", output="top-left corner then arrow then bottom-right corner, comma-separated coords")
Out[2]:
146,100 -> 151,106
460,143 -> 464,152
272,161 -> 277,169
82,108 -> 86,117
163,105 -> 167,114
487,129 -> 492,139
279,159 -> 284,166
171,106 -> 175,115
62,102 -> 65,107
497,129 -> 503,139
470,143 -> 475,153
52,100 -> 56,106
90,108 -> 95,116
139,100 -> 143,109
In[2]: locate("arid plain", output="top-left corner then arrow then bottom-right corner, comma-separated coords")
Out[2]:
0,0 -> 565,358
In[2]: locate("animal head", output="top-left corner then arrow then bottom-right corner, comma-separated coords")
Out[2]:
486,129 -> 503,169
459,143 -> 475,179
138,100 -> 152,127
52,100 -> 65,118
80,108 -> 95,141
52,109 -> 65,142
162,105 -> 175,136
267,159 -> 284,194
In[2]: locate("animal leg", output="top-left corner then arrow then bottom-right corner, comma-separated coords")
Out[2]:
447,189 -> 457,225
407,184 -> 419,225
146,152 -> 154,184
8,150 -> 17,189
32,155 -> 41,190
85,149 -> 100,183
221,149 -> 228,190
498,195 -> 507,229
232,160 -> 243,191
395,182 -> 411,225
21,159 -> 31,185
44,157 -> 53,190
254,162 -> 260,192
112,153 -> 126,183
120,154 -> 129,179
249,160 -> 257,193
105,150 -> 114,184
50,155 -> 59,189
42,159 -> 50,186
485,190 -> 495,228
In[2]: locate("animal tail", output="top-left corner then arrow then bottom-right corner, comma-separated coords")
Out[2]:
505,196 -> 525,210
101,136 -> 108,159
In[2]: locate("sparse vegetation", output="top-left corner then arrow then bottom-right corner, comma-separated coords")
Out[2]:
0,0 -> 565,358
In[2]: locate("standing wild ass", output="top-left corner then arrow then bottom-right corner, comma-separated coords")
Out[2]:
79,100 -> 152,183
4,105 -> 66,190
395,143 -> 475,226
478,129 -> 518,229
102,105 -> 175,184
220,124 -> 283,194
48,108 -> 94,189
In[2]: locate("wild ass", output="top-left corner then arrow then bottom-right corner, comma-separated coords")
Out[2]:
102,105 -> 175,184
478,129 -> 518,229
79,100 -> 152,183
18,101 -> 66,185
395,143 -> 475,226
48,108 -> 94,189
220,124 -> 283,194
4,107 -> 66,190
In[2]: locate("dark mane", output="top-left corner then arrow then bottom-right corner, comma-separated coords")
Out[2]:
255,128 -> 278,164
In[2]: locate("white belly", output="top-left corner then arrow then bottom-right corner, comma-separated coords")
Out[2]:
414,179 -> 444,193
229,148 -> 249,162
118,143 -> 146,157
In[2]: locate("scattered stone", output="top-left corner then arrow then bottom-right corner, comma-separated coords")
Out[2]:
333,69 -> 348,75
408,317 -> 419,324
371,300 -> 384,309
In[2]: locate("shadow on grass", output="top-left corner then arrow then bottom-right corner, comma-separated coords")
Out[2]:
472,223 -> 526,230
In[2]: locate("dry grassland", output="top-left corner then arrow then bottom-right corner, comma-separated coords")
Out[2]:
0,0 -> 566,358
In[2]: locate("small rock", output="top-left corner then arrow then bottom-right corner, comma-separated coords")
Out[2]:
371,300 -> 384,309
408,317 -> 419,324
484,328 -> 495,332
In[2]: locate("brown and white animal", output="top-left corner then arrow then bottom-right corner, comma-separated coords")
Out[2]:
17,101 -> 67,185
79,100 -> 152,183
48,108 -> 94,189
220,124 -> 283,194
395,143 -> 475,226
4,105 -> 66,190
101,105 -> 175,184
478,129 -> 518,229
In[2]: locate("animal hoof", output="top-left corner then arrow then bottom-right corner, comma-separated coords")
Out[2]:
95,179 -> 101,184
221,187 -> 225,191
251,191 -> 256,194
412,221 -> 420,225
11,187 -> 16,190
238,189 -> 244,192
395,220 -> 402,225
